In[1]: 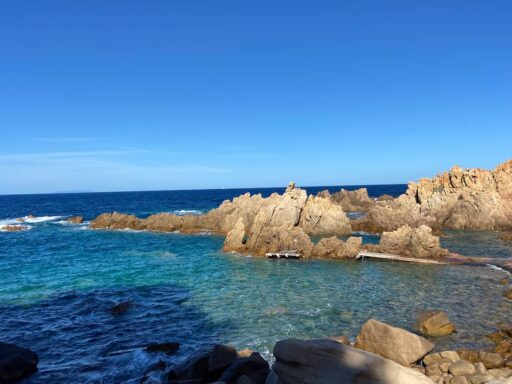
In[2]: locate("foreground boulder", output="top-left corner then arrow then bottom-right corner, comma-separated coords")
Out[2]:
268,338 -> 434,384
354,319 -> 434,366
378,225 -> 448,259
415,310 -> 455,337
0,342 -> 39,382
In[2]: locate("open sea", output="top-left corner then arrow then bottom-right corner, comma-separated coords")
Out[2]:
1,185 -> 511,383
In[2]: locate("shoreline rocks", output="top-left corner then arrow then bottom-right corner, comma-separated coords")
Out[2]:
0,342 -> 39,382
415,311 -> 456,337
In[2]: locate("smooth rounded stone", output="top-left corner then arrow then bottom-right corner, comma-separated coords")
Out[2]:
269,338 -> 435,384
482,352 -> 505,369
424,353 -> 446,366
468,373 -> 498,384
354,319 -> 435,366
440,362 -> 451,373
426,365 -> 442,377
488,368 -> 512,379
440,351 -> 461,363
448,360 -> 476,376
485,378 -> 512,384
0,342 -> 39,382
475,362 -> 487,374
416,311 -> 456,337
451,376 -> 470,384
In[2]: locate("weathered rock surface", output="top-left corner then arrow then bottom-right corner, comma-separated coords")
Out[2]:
0,342 -> 39,382
415,310 -> 456,336
92,183 -> 353,258
378,225 -> 448,258
368,160 -> 512,231
0,225 -> 27,232
269,338 -> 434,384
354,319 -> 435,366
328,188 -> 376,212
312,236 -> 362,259
500,232 -> 512,242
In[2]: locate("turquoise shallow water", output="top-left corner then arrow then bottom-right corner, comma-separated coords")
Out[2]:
0,188 -> 511,383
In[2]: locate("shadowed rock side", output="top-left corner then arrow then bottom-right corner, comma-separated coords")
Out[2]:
368,159 -> 512,231
268,338 -> 434,384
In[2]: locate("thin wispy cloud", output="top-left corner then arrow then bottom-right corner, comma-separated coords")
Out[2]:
0,149 -> 146,162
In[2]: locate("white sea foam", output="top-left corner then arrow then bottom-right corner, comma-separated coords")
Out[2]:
173,209 -> 203,215
352,231 -> 379,236
23,215 -> 62,223
486,264 -> 512,275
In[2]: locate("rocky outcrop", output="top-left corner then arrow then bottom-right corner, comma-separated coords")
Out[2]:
500,232 -> 512,242
223,218 -> 246,252
298,195 -> 352,235
312,236 -> 362,259
91,182 -> 352,238
67,216 -> 84,224
368,160 -> 512,231
0,225 -> 28,232
415,311 -> 455,337
354,319 -> 435,366
0,342 -> 38,382
244,227 -> 314,257
327,187 -> 376,212
378,225 -> 449,259
268,338 -> 434,384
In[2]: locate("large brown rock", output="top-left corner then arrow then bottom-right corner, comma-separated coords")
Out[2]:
312,236 -> 362,259
415,311 -> 455,337
223,218 -> 246,252
268,338 -> 434,384
0,342 -> 39,382
244,226 -> 314,257
329,188 -> 376,212
354,319 -> 435,366
368,160 -> 512,231
378,224 -> 448,259
299,195 -> 352,235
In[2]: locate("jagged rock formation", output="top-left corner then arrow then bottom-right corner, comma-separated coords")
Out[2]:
312,236 -> 362,259
377,225 -> 449,259
92,182 -> 352,239
322,187 -> 376,212
368,160 -> 512,231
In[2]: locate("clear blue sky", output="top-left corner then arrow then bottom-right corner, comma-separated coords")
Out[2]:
1,1 -> 511,194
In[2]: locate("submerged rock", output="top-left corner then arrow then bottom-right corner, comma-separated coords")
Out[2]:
110,301 -> 132,315
269,338 -> 434,384
378,224 -> 448,259
145,342 -> 180,354
415,310 -> 456,337
1,225 -> 27,232
500,232 -> 512,242
0,342 -> 39,382
354,319 -> 435,366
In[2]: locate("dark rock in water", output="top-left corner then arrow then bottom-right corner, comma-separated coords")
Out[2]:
0,342 -> 39,382
167,349 -> 211,383
110,301 -> 132,315
67,216 -> 84,224
208,345 -> 238,378
146,342 -> 180,354
218,352 -> 269,384
144,359 -> 167,374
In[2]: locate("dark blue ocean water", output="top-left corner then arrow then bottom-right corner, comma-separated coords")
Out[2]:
1,185 -> 511,383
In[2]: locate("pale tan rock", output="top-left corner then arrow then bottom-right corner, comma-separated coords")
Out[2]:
1,225 -> 27,232
449,360 -> 476,376
312,236 -> 362,259
299,195 -> 352,235
67,216 -> 83,224
416,311 -> 456,336
223,218 -> 246,252
270,338 -> 435,384
368,160 -> 512,231
354,319 -> 435,366
244,226 -> 314,257
329,187 -> 376,212
378,225 -> 448,259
